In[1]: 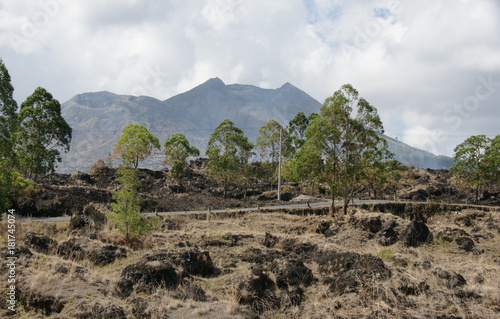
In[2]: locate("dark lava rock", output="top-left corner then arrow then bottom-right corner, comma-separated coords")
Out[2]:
261,232 -> 278,248
56,238 -> 126,266
238,266 -> 279,313
173,280 -> 208,301
56,238 -> 85,260
69,204 -> 107,235
455,237 -> 475,252
116,258 -> 179,298
270,257 -> 314,289
398,280 -> 430,296
24,232 -> 57,254
401,220 -> 431,247
435,268 -> 467,289
131,297 -> 151,319
280,238 -> 317,258
88,245 -> 127,266
17,286 -> 65,316
378,220 -> 399,246
350,215 -> 383,233
317,251 -> 391,295
76,303 -> 127,319
178,249 -> 219,277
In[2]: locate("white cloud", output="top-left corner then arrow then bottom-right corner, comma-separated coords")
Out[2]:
0,0 -> 499,156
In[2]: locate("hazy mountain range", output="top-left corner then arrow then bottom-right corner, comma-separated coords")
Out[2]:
59,78 -> 453,173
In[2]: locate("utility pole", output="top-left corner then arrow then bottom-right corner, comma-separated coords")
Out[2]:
277,126 -> 282,201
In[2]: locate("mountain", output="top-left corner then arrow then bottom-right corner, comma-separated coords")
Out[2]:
59,78 -> 453,173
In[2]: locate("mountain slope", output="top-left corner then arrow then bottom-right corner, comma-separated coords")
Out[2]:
60,78 -> 321,172
59,78 -> 453,173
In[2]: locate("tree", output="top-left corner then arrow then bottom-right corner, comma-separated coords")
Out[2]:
285,112 -> 318,158
0,58 -> 18,164
289,141 -> 324,193
484,135 -> 500,191
256,119 -> 283,164
304,84 -> 387,215
163,133 -> 199,179
256,119 -> 284,188
206,119 -> 254,197
16,87 -> 72,178
107,166 -> 150,241
451,135 -> 498,201
111,124 -> 160,168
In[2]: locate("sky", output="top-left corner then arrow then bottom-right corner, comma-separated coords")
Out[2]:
1,0 -> 499,156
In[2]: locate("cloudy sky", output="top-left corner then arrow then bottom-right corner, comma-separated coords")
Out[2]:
1,0 -> 499,156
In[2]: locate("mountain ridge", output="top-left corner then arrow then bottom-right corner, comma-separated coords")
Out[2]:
59,78 -> 453,173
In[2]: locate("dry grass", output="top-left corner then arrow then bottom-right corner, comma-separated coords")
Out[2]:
1,206 -> 499,318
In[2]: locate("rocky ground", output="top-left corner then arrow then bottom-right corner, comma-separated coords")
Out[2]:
1,163 -> 499,318
10,160 -> 500,218
0,203 -> 499,319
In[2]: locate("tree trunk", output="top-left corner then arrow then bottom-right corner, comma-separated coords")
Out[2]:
330,191 -> 336,217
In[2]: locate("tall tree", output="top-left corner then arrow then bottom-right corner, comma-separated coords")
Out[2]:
304,84 -> 387,215
111,124 -> 160,168
256,119 -> 284,188
206,119 -> 253,197
256,119 -> 283,164
286,112 -> 318,158
16,87 -> 72,178
107,166 -> 150,242
163,133 -> 199,179
0,58 -> 18,163
451,135 -> 498,201
484,135 -> 500,191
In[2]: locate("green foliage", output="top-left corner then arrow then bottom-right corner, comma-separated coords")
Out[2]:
451,135 -> 499,200
112,124 -> 160,168
107,166 -> 150,240
0,160 -> 31,214
206,119 -> 254,196
256,120 -> 285,186
163,133 -> 199,178
285,111 -> 318,158
16,87 -> 72,178
0,58 -> 18,164
256,119 -> 283,164
301,84 -> 388,214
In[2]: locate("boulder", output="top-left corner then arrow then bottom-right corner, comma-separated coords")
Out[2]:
270,257 -> 314,289
317,251 -> 391,295
261,232 -> 278,248
24,232 -> 57,254
238,265 -> 279,313
401,220 -> 431,247
56,237 -> 126,266
116,258 -> 179,298
455,237 -> 475,252
173,249 -> 219,278
69,204 -> 107,235
377,220 -> 399,246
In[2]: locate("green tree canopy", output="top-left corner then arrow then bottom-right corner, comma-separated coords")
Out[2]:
112,124 -> 160,168
164,133 -> 199,178
0,58 -> 18,163
451,135 -> 499,201
16,87 -> 72,178
286,112 -> 318,158
206,119 -> 253,196
256,119 -> 283,164
303,84 -> 388,215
